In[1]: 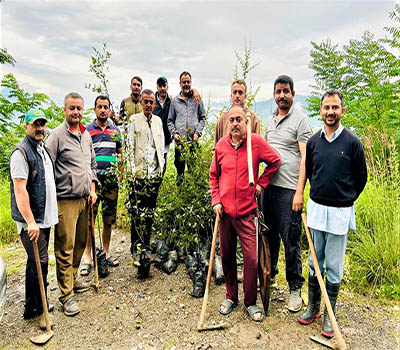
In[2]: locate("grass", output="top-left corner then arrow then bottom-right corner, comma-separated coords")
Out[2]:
0,178 -> 18,243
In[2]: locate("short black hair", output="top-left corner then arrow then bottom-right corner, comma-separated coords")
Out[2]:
273,75 -> 294,92
321,89 -> 344,107
131,76 -> 143,85
179,71 -> 191,81
94,95 -> 111,108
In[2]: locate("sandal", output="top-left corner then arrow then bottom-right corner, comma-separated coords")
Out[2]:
106,256 -> 120,267
245,304 -> 264,322
80,263 -> 92,276
219,299 -> 237,315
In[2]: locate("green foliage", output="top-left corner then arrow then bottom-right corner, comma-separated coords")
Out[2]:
348,128 -> 400,290
85,43 -> 112,97
307,5 -> 400,135
0,178 -> 17,243
0,48 -> 16,66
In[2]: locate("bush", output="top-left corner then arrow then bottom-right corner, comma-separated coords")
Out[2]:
348,127 -> 400,289
0,178 -> 18,243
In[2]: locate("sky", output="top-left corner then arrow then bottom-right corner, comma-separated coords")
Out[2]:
0,0 -> 397,110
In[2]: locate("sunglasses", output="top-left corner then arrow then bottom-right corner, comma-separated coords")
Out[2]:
143,99 -> 154,105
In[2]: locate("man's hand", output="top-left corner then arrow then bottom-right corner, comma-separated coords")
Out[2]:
88,191 -> 98,207
292,191 -> 304,212
27,222 -> 40,243
255,184 -> 262,197
213,203 -> 223,218
174,133 -> 181,142
193,133 -> 199,142
192,88 -> 202,104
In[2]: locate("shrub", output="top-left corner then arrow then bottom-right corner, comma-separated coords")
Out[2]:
0,178 -> 18,243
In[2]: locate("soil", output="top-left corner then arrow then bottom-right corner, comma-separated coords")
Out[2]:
1,228 -> 399,350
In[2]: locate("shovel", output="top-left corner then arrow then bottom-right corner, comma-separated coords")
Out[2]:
302,213 -> 346,350
89,206 -> 99,292
246,112 -> 254,187
198,217 -> 228,331
30,241 -> 54,345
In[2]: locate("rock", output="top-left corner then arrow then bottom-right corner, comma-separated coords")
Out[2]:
121,236 -> 126,243
7,247 -> 16,251
179,303 -> 185,309
50,286 -> 57,291
116,247 -> 123,253
256,332 -> 262,339
394,305 -> 399,311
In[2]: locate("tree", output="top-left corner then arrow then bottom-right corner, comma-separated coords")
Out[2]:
307,5 -> 400,135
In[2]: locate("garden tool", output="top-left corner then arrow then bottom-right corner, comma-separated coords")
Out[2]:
90,206 -> 99,292
246,111 -> 254,186
29,241 -> 53,345
96,214 -> 109,278
198,217 -> 228,331
302,213 -> 347,350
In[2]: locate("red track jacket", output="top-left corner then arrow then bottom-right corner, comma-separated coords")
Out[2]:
210,133 -> 281,219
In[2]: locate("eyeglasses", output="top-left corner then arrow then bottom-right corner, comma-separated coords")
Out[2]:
143,99 -> 154,105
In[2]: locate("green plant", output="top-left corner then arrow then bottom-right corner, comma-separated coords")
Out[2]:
0,178 -> 18,243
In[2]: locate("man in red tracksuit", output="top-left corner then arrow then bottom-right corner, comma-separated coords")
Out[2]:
210,105 -> 280,322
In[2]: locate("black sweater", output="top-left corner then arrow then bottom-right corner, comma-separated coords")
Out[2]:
306,127 -> 367,207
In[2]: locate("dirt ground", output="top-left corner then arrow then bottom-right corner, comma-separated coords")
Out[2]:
1,228 -> 399,350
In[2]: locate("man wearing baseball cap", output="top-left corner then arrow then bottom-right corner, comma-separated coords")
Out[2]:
9,108 -> 57,330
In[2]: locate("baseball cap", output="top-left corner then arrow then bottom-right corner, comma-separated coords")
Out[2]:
157,76 -> 168,85
25,108 -> 48,125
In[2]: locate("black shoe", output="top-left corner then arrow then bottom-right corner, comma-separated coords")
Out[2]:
321,280 -> 340,338
298,275 -> 321,325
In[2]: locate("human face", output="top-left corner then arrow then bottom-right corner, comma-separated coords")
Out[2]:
130,79 -> 142,98
273,83 -> 295,112
228,107 -> 247,141
157,82 -> 168,100
64,97 -> 84,126
231,83 -> 246,107
140,93 -> 156,118
94,99 -> 111,123
180,74 -> 192,97
321,94 -> 345,129
24,119 -> 47,144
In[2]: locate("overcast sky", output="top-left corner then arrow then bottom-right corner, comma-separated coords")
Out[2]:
0,0 -> 397,109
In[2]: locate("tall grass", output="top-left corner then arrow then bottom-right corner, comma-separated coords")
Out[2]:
348,127 -> 400,289
0,178 -> 18,243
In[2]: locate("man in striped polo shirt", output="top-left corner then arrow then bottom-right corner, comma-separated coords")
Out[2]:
81,95 -> 123,275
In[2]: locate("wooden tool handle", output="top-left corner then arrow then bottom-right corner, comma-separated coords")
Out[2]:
246,114 -> 254,187
302,213 -> 346,350
33,241 -> 51,334
90,207 -> 99,289
198,217 -> 219,330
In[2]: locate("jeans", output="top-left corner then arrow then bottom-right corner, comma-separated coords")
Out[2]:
308,228 -> 348,284
263,185 -> 305,291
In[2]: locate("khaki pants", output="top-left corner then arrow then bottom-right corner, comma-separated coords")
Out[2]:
55,198 -> 88,303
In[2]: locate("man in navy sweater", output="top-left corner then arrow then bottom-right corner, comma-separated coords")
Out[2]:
298,90 -> 367,338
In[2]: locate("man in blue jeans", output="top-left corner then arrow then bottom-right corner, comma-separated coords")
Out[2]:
298,89 -> 367,338
264,75 -> 313,312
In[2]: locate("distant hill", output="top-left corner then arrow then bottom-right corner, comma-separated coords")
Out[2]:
205,94 -> 322,131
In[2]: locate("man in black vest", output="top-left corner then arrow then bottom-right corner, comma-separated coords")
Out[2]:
10,108 -> 58,330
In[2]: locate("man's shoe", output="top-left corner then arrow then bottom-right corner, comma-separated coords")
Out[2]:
321,281 -> 340,338
298,275 -> 321,325
60,297 -> 80,317
288,288 -> 302,312
38,312 -> 54,330
73,280 -> 90,293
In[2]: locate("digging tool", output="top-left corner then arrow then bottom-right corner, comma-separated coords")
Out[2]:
198,217 -> 228,332
246,112 -> 254,186
302,213 -> 347,350
90,206 -> 99,292
257,210 -> 271,315
30,241 -> 54,345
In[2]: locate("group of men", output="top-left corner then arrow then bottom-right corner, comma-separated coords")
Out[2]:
10,72 -> 367,339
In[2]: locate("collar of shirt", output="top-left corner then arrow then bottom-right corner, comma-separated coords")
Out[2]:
320,123 -> 344,142
272,104 -> 295,125
230,135 -> 244,149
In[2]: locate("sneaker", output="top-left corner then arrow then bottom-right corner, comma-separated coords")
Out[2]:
73,279 -> 90,293
288,288 -> 302,312
60,297 -> 80,316
38,312 -> 54,330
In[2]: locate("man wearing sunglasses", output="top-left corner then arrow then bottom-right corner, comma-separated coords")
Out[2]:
126,89 -> 165,279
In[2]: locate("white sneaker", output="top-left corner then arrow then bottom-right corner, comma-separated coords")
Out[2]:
288,288 -> 302,312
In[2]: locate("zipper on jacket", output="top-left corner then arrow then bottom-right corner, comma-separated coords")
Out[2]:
235,149 -> 238,219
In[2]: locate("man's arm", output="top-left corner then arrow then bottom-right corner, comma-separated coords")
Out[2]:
209,149 -> 222,217
192,88 -> 202,104
46,131 -> 58,162
13,178 -> 40,242
194,101 -> 206,138
249,110 -> 261,135
292,141 -> 307,211
88,138 -> 98,206
352,140 -> 368,198
213,112 -> 226,150
167,100 -> 179,142
257,137 -> 281,189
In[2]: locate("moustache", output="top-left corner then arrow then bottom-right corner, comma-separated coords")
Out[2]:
278,98 -> 287,103
36,130 -> 45,136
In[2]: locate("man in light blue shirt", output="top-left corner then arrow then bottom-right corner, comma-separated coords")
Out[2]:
298,90 -> 367,339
